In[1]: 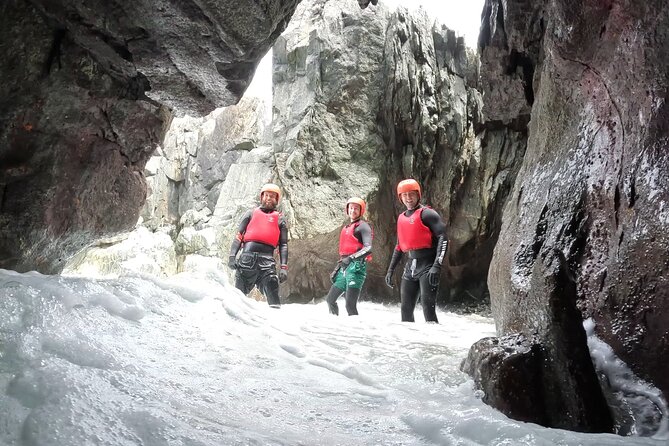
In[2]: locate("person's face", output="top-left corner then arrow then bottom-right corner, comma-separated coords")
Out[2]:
400,191 -> 419,210
261,191 -> 279,209
348,203 -> 361,221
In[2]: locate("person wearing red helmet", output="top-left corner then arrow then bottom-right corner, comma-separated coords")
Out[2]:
228,183 -> 288,307
385,179 -> 448,323
325,197 -> 373,316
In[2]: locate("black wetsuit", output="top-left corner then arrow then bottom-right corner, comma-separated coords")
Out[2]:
326,219 -> 373,316
386,206 -> 447,322
229,207 -> 288,306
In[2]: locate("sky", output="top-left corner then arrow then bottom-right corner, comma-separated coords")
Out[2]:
1,267 -> 667,445
382,0 -> 484,48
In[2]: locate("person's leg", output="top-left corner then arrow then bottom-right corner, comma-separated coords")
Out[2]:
325,285 -> 344,315
235,252 -> 259,294
257,259 -> 281,307
400,279 -> 420,322
344,287 -> 361,316
343,260 -> 366,316
418,274 -> 439,323
327,265 -> 352,315
235,268 -> 256,294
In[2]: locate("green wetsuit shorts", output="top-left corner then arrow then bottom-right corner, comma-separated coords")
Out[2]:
333,259 -> 367,290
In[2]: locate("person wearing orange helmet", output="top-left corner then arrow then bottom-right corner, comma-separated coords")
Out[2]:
325,197 -> 373,316
228,183 -> 288,307
385,179 -> 448,323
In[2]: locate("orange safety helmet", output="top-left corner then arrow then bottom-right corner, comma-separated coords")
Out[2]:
260,183 -> 281,202
345,197 -> 366,217
396,179 -> 421,200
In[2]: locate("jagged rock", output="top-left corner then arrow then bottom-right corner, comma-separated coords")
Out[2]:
180,254 -> 225,275
270,0 -> 390,300
462,334 -> 547,424
474,0 -> 669,432
175,227 -> 216,257
63,226 -> 177,277
270,0 -> 522,304
179,209 -> 212,230
375,7 -> 524,305
0,0 -> 301,274
141,96 -> 271,230
272,0 -> 387,239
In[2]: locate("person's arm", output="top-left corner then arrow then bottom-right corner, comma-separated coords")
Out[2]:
385,242 -> 403,288
228,210 -> 252,268
421,208 -> 448,285
277,216 -> 289,283
387,245 -> 403,272
278,216 -> 288,268
348,221 -> 373,261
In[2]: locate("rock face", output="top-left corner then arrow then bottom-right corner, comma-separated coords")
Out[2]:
471,0 -> 669,433
376,9 -> 526,305
271,0 -> 388,299
0,0 -> 300,274
461,333 -> 610,431
140,96 -> 274,271
272,0 -> 524,304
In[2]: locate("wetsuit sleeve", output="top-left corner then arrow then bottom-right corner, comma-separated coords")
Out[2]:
421,208 -> 448,268
349,221 -> 372,260
278,216 -> 288,268
229,210 -> 252,257
386,241 -> 403,272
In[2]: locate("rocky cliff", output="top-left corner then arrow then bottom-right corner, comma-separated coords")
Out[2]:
464,0 -> 669,434
0,0 -> 300,273
271,0 -> 523,304
4,0 -> 668,436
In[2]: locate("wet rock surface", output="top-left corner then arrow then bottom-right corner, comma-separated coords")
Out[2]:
474,0 -> 669,432
0,0 -> 301,273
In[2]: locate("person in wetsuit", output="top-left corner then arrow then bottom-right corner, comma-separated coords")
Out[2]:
385,179 -> 448,323
228,183 -> 288,307
325,197 -> 373,316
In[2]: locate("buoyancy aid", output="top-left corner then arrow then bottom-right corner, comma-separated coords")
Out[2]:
339,222 -> 362,255
397,207 -> 433,252
243,208 -> 281,247
339,221 -> 372,261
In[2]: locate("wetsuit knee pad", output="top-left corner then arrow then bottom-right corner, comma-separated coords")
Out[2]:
262,272 -> 279,291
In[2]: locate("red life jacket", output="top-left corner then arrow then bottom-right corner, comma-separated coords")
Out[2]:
243,208 -> 281,247
397,207 -> 433,252
339,221 -> 372,261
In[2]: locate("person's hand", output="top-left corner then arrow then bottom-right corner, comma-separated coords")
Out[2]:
330,268 -> 338,283
427,265 -> 441,287
228,256 -> 237,270
279,269 -> 288,283
341,256 -> 352,267
385,270 -> 394,289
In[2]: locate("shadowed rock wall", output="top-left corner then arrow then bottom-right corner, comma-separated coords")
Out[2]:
467,0 -> 669,433
0,0 -> 301,273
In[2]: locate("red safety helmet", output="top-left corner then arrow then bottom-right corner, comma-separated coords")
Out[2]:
260,183 -> 281,202
346,197 -> 366,217
396,179 -> 421,200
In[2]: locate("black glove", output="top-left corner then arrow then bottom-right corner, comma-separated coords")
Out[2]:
279,269 -> 288,283
340,256 -> 352,267
427,265 -> 441,287
330,267 -> 339,283
385,270 -> 394,289
228,256 -> 237,270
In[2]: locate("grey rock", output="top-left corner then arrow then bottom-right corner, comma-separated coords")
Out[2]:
0,0 -> 301,273
469,0 -> 669,433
